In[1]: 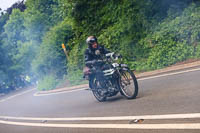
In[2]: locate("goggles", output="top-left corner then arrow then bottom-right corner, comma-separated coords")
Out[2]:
89,38 -> 97,44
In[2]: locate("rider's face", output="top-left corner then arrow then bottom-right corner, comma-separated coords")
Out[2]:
92,42 -> 97,49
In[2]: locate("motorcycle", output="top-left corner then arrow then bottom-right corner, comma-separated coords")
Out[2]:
84,52 -> 138,102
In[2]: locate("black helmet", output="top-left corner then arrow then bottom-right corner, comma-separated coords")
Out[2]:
86,36 -> 97,45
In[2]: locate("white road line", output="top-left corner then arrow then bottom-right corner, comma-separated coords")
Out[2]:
138,67 -> 200,81
33,88 -> 87,97
0,120 -> 200,129
0,89 -> 35,103
1,113 -> 200,121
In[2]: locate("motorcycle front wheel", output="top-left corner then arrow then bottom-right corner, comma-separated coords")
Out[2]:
119,68 -> 138,99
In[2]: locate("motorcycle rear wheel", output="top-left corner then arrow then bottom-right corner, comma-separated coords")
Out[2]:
90,78 -> 107,102
119,68 -> 138,99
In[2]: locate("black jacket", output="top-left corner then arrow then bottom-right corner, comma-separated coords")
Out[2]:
84,45 -> 110,67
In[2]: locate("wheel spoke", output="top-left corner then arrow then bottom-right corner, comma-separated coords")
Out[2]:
120,69 -> 138,99
91,78 -> 106,102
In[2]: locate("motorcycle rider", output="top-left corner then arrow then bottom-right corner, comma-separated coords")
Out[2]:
83,36 -> 110,80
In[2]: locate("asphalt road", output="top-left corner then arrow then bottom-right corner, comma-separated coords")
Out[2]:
0,67 -> 200,133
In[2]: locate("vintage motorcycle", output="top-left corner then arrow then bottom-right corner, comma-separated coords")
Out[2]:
84,52 -> 138,102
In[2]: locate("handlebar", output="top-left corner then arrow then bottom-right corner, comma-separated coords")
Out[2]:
105,52 -> 122,60
86,52 -> 123,67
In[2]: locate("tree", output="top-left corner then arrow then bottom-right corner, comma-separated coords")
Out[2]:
6,0 -> 26,14
32,19 -> 73,78
2,9 -> 28,90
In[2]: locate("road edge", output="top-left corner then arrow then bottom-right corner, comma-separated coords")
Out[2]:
37,60 -> 200,94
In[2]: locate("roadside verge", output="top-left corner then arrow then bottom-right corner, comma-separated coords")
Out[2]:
37,60 -> 200,95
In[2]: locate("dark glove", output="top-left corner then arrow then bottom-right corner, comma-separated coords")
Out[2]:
94,60 -> 104,66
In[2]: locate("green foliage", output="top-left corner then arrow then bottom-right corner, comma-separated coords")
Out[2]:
147,42 -> 194,69
136,2 -> 200,70
66,38 -> 87,84
195,42 -> 200,57
66,0 -> 151,79
4,9 -> 25,52
37,74 -> 58,91
25,0 -> 60,26
32,19 -> 73,79
66,68 -> 86,86
0,13 -> 9,33
0,9 -> 30,92
1,0 -> 200,92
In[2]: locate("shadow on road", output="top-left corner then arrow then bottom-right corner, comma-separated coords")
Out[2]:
105,95 -> 124,102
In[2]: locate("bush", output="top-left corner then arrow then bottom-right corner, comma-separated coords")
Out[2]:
32,19 -> 73,79
137,3 -> 200,70
37,75 -> 59,91
195,42 -> 200,57
66,68 -> 87,86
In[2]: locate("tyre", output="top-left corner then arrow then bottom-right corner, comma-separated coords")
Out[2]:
119,68 -> 138,99
90,77 -> 107,102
